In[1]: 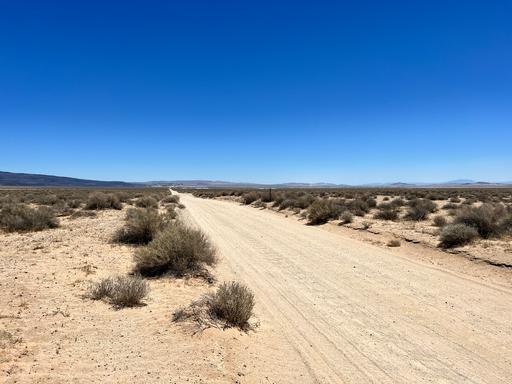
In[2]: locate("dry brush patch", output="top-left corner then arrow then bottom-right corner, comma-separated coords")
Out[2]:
87,275 -> 149,308
0,204 -> 59,232
113,208 -> 170,245
133,221 -> 216,278
173,281 -> 255,331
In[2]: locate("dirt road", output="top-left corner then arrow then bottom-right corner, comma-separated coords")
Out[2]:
180,193 -> 512,383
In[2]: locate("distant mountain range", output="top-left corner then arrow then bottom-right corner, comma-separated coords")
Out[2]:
0,171 -> 137,187
0,171 -> 510,188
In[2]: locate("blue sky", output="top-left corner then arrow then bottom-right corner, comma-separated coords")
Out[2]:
1,1 -> 511,184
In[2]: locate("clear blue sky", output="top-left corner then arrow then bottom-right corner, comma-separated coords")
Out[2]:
1,1 -> 511,184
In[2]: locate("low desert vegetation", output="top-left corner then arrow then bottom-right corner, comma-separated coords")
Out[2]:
433,215 -> 448,227
387,239 -> 401,247
453,204 -> 509,239
88,275 -> 149,308
85,192 -> 122,210
0,204 -> 59,232
340,211 -> 354,224
133,221 -> 216,277
405,198 -> 437,221
307,199 -> 343,225
114,208 -> 169,245
439,224 -> 479,248
173,281 -> 255,330
135,196 -> 159,209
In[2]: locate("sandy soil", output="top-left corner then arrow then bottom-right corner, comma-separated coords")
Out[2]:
2,193 -> 512,383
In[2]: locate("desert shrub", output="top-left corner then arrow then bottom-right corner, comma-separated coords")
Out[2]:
366,198 -> 377,208
433,215 -> 447,227
135,196 -> 158,209
389,198 -> 405,208
307,199 -> 343,225
295,194 -> 315,209
374,208 -> 398,220
347,199 -> 369,215
340,211 -> 353,224
161,195 -> 180,204
382,196 -> 390,201
0,204 -> 59,232
387,239 -> 401,247
449,197 -> 461,203
209,281 -> 255,328
405,198 -> 437,221
453,204 -> 507,238
114,192 -> 130,202
68,199 -> 82,209
114,208 -> 168,245
439,224 -> 478,248
85,192 -> 122,210
241,191 -> 260,205
442,202 -> 459,210
133,222 -> 216,277
88,275 -> 149,307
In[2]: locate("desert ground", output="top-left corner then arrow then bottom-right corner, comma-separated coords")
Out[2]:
1,189 -> 512,383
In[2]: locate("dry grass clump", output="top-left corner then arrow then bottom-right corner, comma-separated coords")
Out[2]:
133,222 -> 216,277
135,196 -> 158,209
88,275 -> 149,308
439,223 -> 478,248
70,210 -> 97,219
0,204 -> 59,232
85,192 -> 122,210
114,208 -> 169,245
173,281 -> 255,330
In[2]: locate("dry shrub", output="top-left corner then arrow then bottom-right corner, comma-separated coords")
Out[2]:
0,204 -> 59,232
307,199 -> 343,225
439,224 -> 478,248
374,208 -> 398,221
135,196 -> 158,209
405,198 -> 437,221
241,191 -> 260,205
210,281 -> 255,328
433,215 -> 447,227
340,211 -> 353,224
114,208 -> 168,245
161,195 -> 180,204
88,275 -> 149,307
453,204 -> 508,239
85,192 -> 122,210
387,239 -> 401,247
133,222 -> 216,277
173,281 -> 255,330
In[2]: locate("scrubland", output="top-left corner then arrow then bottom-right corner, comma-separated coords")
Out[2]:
0,188 -> 257,383
188,187 -> 512,268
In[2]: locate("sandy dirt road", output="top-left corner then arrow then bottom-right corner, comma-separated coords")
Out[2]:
180,193 -> 512,384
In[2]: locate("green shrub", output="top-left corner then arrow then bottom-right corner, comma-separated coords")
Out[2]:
85,192 -> 122,210
439,224 -> 478,248
114,208 -> 168,245
0,204 -> 59,232
133,222 -> 216,277
210,281 -> 255,329
88,275 -> 149,307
